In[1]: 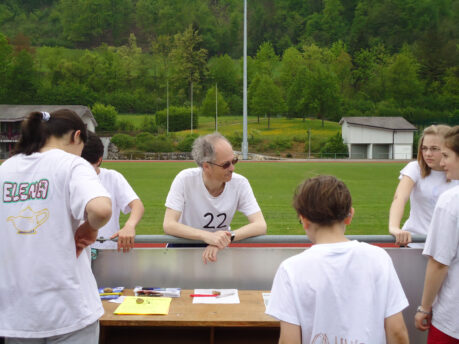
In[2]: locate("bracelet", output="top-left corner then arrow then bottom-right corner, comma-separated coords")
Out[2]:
416,306 -> 431,315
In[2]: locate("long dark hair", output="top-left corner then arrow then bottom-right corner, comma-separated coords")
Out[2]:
13,109 -> 88,156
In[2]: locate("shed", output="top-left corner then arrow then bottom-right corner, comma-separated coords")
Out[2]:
339,117 -> 417,159
0,105 -> 97,158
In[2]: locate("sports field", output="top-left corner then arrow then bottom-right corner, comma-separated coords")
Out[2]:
106,160 -> 409,236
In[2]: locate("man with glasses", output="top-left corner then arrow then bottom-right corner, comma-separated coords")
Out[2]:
163,133 -> 267,263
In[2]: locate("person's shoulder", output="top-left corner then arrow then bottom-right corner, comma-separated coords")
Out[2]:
436,185 -> 459,209
354,241 -> 392,263
99,167 -> 124,180
174,167 -> 201,180
280,249 -> 315,269
229,172 -> 250,184
402,160 -> 420,173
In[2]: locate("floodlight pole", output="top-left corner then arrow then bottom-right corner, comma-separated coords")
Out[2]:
215,83 -> 218,132
166,80 -> 169,135
242,0 -> 248,160
190,81 -> 193,134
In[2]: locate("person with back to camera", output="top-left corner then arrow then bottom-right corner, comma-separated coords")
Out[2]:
163,132 -> 267,264
81,131 -> 144,253
0,110 -> 112,343
266,175 -> 409,344
415,126 -> 459,343
389,125 -> 458,247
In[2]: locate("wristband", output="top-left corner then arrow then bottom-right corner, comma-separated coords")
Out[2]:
416,306 -> 431,315
230,232 -> 236,242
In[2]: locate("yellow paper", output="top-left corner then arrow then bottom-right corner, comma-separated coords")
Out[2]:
114,296 -> 172,315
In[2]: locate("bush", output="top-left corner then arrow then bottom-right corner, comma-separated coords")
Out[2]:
177,134 -> 198,152
111,133 -> 135,150
156,106 -> 198,132
320,133 -> 348,155
117,119 -> 136,132
135,132 -> 174,152
92,103 -> 117,132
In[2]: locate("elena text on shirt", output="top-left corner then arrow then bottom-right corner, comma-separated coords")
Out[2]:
3,179 -> 49,202
311,332 -> 364,344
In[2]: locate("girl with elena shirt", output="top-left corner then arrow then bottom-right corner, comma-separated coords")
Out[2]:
0,110 -> 112,343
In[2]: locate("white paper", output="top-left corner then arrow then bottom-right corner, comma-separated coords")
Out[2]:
109,295 -> 126,304
192,289 -> 240,304
262,292 -> 270,309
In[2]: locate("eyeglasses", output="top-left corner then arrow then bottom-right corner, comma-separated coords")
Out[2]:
207,157 -> 238,169
421,146 -> 441,153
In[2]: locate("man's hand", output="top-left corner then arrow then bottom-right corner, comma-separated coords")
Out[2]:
75,221 -> 98,257
390,227 -> 412,246
204,230 -> 231,249
414,309 -> 431,331
202,245 -> 220,264
111,223 -> 136,253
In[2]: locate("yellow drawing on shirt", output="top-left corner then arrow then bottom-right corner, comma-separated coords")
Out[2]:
7,206 -> 49,234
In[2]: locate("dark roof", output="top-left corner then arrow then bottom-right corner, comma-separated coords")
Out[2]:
0,105 -> 96,126
339,117 -> 417,131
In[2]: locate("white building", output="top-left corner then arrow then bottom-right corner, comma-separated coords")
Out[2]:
0,105 -> 97,158
339,117 -> 417,160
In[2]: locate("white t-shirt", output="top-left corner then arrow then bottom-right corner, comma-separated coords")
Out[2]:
165,168 -> 260,231
0,149 -> 110,338
91,168 -> 139,249
400,161 -> 457,236
266,241 -> 408,344
423,185 -> 459,339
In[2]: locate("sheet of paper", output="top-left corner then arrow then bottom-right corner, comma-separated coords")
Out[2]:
109,296 -> 125,304
114,296 -> 172,315
262,292 -> 270,310
192,289 -> 240,304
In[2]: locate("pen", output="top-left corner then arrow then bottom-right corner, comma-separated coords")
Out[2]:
189,294 -> 219,297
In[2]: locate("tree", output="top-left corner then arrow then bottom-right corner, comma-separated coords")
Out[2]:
0,33 -> 12,102
201,86 -> 230,119
305,0 -> 348,46
7,49 -> 39,104
254,41 -> 278,76
250,74 -> 286,129
288,64 -> 341,126
169,25 -> 208,102
385,50 -> 423,107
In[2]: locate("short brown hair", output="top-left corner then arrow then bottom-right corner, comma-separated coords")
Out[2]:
293,175 -> 352,226
444,125 -> 459,155
417,124 -> 451,178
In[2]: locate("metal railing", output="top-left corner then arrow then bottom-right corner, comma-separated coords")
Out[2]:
98,234 -> 426,245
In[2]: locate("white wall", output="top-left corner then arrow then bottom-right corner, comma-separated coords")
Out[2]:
342,123 -> 413,144
394,144 -> 413,160
341,122 -> 414,159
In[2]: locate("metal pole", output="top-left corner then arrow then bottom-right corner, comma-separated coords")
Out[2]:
166,80 -> 169,135
215,83 -> 218,132
308,128 -> 311,158
242,0 -> 248,160
191,81 -> 193,134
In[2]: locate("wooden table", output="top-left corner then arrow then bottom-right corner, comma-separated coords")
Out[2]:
100,290 -> 280,344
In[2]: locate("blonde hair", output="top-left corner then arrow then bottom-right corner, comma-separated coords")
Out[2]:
417,124 -> 451,178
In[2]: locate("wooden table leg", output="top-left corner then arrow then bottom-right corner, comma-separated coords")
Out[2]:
209,327 -> 215,344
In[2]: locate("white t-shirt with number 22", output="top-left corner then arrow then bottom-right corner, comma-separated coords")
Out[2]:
165,168 -> 261,231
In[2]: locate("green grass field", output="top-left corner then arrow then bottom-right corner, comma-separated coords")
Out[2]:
106,160 -> 409,236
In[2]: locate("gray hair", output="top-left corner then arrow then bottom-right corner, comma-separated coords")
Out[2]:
191,133 -> 231,167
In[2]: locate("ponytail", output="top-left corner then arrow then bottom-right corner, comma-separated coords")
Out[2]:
13,109 -> 87,156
